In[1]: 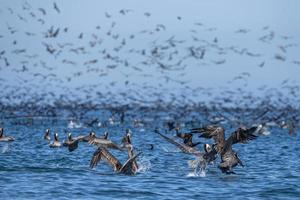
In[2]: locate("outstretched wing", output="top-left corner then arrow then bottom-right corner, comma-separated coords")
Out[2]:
89,138 -> 122,150
119,152 -> 142,175
66,135 -> 88,152
90,147 -> 103,168
190,125 -> 225,145
90,147 -> 122,171
229,126 -> 257,145
222,126 -> 258,154
154,129 -> 201,155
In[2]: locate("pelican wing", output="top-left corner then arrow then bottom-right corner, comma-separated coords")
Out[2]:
155,130 -> 201,155
89,138 -> 122,150
229,126 -> 258,145
222,126 -> 257,154
190,125 -> 225,145
119,152 -> 142,175
90,147 -> 122,171
90,147 -> 103,168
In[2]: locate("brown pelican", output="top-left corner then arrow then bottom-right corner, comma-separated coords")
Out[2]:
121,131 -> 138,172
0,128 -> 15,142
102,131 -> 109,139
190,125 -> 257,174
90,147 -> 141,175
44,129 -> 50,141
49,133 -> 62,148
63,133 -> 83,151
90,130 -> 140,175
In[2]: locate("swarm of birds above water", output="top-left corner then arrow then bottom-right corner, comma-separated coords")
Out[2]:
0,1 -> 300,109
0,1 -> 299,177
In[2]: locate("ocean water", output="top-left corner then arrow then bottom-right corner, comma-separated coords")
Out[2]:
0,111 -> 299,200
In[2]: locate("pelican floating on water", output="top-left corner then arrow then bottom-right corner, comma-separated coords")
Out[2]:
44,129 -> 51,141
0,128 -> 15,142
49,133 -> 62,148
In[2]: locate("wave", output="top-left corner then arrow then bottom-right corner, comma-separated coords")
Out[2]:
137,156 -> 152,173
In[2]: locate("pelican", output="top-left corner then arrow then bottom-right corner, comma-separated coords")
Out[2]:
191,125 -> 257,174
90,130 -> 140,175
0,128 -> 15,142
44,129 -> 50,141
49,133 -> 62,148
90,147 -> 141,175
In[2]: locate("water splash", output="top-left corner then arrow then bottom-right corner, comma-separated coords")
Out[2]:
137,156 -> 151,173
187,157 -> 207,177
1,144 -> 10,153
187,169 -> 206,177
67,120 -> 82,129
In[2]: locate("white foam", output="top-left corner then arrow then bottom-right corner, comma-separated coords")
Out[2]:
187,169 -> 206,177
1,144 -> 9,153
68,120 -> 82,129
137,156 -> 151,173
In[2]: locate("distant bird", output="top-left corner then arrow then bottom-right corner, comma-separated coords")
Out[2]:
119,9 -> 133,15
105,12 -> 111,18
44,129 -> 50,141
49,133 -> 62,148
38,8 -> 46,15
274,54 -> 286,61
258,61 -> 265,68
144,12 -> 151,17
235,29 -> 250,34
0,128 -> 15,142
53,2 -> 60,13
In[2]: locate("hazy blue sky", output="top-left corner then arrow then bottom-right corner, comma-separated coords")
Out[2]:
0,0 -> 300,103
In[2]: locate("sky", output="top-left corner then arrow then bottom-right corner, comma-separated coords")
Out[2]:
0,0 -> 300,104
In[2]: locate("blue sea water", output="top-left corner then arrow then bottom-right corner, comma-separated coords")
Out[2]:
0,112 -> 299,200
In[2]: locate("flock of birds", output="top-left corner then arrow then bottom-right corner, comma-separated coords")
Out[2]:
0,1 -> 300,108
0,1 -> 299,177
0,104 -> 298,175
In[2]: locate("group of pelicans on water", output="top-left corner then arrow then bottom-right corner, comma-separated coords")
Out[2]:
0,123 -> 268,175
